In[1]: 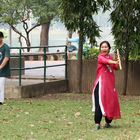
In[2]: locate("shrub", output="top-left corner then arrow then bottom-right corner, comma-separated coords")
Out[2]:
83,44 -> 99,60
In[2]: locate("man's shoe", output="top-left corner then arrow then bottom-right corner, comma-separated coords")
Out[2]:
0,102 -> 3,105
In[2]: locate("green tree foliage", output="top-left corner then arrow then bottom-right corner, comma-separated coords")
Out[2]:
59,0 -> 110,92
0,0 -> 36,51
0,0 -> 59,51
110,0 -> 140,95
59,0 -> 110,44
31,0 -> 60,52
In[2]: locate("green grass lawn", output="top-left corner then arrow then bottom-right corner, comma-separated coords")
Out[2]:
0,94 -> 140,140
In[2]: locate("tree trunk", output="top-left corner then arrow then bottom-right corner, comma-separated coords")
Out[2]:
39,22 -> 50,52
26,33 -> 31,52
77,32 -> 84,93
122,49 -> 129,96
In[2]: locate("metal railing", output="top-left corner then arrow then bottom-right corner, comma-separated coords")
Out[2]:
10,45 -> 68,86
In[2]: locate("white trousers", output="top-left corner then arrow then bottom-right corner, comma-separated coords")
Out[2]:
0,77 -> 6,103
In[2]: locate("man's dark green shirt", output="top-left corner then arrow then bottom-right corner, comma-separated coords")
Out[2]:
0,43 -> 10,77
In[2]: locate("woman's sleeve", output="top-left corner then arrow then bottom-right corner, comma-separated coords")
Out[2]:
98,55 -> 109,64
110,55 -> 119,70
112,64 -> 119,70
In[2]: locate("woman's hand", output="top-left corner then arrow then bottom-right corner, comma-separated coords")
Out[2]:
115,58 -> 119,64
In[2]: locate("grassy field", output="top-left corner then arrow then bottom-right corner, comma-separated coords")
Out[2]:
0,94 -> 140,140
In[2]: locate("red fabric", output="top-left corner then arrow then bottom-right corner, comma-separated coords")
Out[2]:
92,53 -> 121,120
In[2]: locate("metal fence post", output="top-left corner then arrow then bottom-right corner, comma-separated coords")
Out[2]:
19,47 -> 22,86
44,46 -> 47,83
65,45 -> 68,80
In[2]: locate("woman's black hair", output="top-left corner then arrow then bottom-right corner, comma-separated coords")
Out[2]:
99,41 -> 111,50
0,31 -> 4,38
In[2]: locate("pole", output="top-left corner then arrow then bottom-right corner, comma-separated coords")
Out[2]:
9,26 -> 12,47
19,47 -> 22,86
44,46 -> 47,82
65,45 -> 68,80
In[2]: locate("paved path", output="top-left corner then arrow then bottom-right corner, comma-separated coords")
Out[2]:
25,61 -> 65,78
7,61 -> 65,86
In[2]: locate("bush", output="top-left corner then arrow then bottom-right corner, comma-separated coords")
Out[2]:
112,45 -> 140,61
83,44 -> 99,60
129,55 -> 140,60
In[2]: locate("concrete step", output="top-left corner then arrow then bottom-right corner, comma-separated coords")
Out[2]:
5,79 -> 68,99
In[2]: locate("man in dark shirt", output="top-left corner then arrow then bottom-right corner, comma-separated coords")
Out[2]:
0,31 -> 10,105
